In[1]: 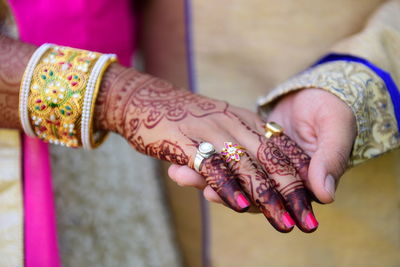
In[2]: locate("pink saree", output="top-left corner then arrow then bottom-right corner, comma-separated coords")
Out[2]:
8,0 -> 136,265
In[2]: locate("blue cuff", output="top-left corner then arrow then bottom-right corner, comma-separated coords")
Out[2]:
313,53 -> 400,131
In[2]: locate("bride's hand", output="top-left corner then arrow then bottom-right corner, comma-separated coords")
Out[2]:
95,64 -> 318,233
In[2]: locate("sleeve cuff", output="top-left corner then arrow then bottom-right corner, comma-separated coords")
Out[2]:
258,59 -> 400,166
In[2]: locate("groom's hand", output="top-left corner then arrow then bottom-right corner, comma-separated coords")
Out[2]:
267,88 -> 357,203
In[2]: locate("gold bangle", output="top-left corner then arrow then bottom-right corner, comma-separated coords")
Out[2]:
26,45 -> 116,148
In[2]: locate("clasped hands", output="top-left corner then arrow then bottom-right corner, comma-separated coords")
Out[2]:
96,64 -> 357,233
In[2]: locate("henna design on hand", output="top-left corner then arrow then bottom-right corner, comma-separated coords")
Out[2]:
257,135 -> 316,232
221,111 -> 316,231
271,134 -> 311,177
200,154 -> 248,212
94,64 -> 130,131
95,66 -> 249,212
119,76 -> 228,136
0,88 -> 19,128
271,134 -> 311,170
95,66 -> 229,167
132,136 -> 189,165
94,64 -> 315,228
96,66 -> 228,141
256,135 -> 304,197
201,155 -> 232,192
229,113 -> 310,179
0,35 -> 36,129
270,133 -> 324,204
229,152 -> 292,231
257,136 -> 297,178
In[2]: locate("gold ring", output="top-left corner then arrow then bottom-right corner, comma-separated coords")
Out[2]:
221,142 -> 245,162
264,121 -> 284,139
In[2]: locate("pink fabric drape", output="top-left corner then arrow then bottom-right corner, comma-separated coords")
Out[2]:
8,0 -> 136,266
22,136 -> 59,267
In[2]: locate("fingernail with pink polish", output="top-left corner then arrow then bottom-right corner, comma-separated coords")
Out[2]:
305,212 -> 319,229
282,212 -> 295,228
236,193 -> 250,209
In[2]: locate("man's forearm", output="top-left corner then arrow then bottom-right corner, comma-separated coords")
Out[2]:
0,35 -> 36,129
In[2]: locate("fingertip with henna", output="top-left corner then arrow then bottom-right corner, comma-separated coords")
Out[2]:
282,212 -> 296,228
284,188 -> 318,233
305,212 -> 319,231
264,213 -> 295,233
236,193 -> 251,211
257,190 -> 295,233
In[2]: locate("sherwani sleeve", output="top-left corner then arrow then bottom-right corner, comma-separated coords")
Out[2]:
257,0 -> 400,166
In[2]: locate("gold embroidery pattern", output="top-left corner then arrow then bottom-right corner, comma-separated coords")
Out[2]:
258,61 -> 400,166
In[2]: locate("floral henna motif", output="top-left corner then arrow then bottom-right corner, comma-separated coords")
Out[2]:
257,136 -> 297,177
122,77 -> 228,133
225,111 -> 315,230
131,137 -> 189,166
230,113 -> 310,179
145,140 -> 189,165
271,134 -> 311,177
98,67 -> 228,143
256,135 -> 306,198
95,66 -> 231,169
269,134 -> 324,203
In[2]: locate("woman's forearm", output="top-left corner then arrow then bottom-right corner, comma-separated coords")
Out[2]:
0,35 -> 130,133
0,34 -> 154,135
0,35 -> 35,129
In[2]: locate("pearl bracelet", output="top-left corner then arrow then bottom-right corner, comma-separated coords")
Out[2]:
81,54 -> 116,149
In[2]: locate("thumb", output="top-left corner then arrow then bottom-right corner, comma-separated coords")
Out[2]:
307,106 -> 356,204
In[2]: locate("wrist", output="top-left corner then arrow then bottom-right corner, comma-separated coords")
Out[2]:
94,62 -> 127,132
94,63 -> 154,135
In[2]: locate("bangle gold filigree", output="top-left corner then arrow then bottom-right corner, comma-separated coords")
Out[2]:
23,45 -> 116,148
